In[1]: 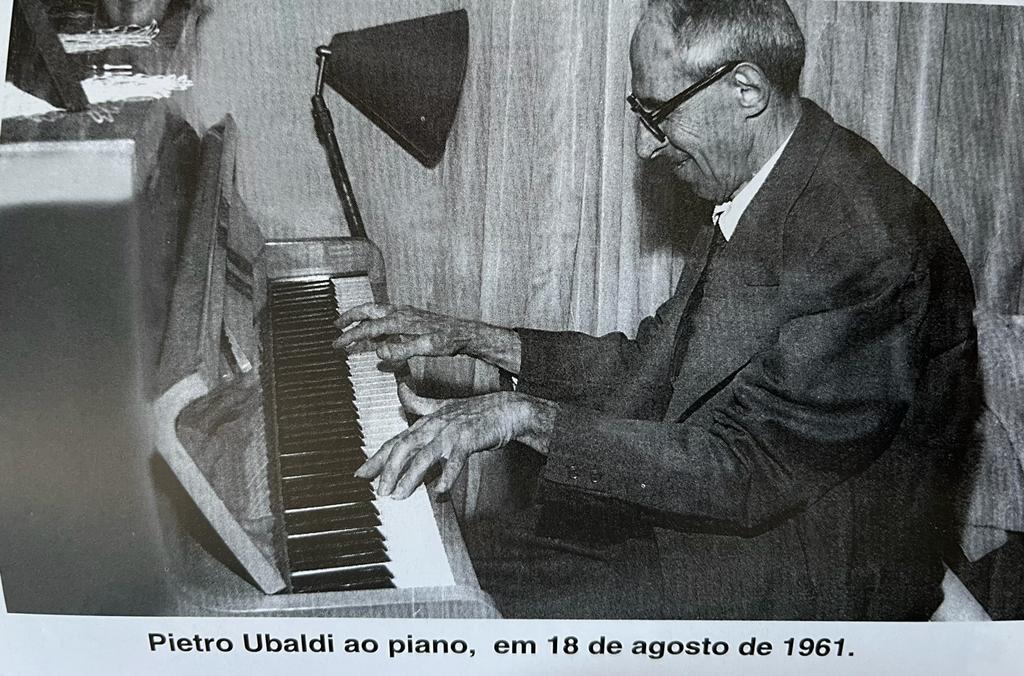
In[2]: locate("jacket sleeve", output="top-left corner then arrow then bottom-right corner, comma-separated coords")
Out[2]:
540,229 -> 932,533
515,292 -> 682,408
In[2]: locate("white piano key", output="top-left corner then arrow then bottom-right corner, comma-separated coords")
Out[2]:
332,276 -> 455,590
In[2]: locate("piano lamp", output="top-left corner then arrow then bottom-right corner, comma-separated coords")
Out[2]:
310,10 -> 470,238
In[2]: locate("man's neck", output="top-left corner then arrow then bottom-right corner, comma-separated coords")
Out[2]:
744,96 -> 802,182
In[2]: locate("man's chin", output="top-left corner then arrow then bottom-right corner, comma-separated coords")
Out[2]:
670,159 -> 691,182
671,164 -> 710,199
671,170 -> 723,203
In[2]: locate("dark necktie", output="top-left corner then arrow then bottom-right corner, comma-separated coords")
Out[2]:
671,224 -> 728,377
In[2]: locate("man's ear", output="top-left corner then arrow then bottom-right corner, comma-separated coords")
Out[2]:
731,63 -> 770,117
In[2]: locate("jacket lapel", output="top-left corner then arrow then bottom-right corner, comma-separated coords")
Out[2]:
601,217 -> 717,421
663,99 -> 838,422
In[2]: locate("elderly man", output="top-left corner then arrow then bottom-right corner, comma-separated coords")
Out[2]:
335,0 -> 977,620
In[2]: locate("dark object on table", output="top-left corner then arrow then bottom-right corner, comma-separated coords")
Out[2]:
6,0 -> 89,111
100,0 -> 172,25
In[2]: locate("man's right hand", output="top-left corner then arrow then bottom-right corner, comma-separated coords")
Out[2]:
333,303 -> 522,373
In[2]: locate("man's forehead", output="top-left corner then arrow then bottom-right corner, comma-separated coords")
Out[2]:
630,11 -> 692,100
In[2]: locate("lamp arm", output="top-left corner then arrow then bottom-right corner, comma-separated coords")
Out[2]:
311,47 -> 367,239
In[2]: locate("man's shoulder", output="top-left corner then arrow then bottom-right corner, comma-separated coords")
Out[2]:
784,103 -> 944,258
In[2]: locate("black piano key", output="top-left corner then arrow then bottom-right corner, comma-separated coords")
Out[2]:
274,381 -> 354,397
279,452 -> 365,476
273,371 -> 349,388
272,362 -> 348,378
272,299 -> 334,310
283,477 -> 372,502
275,401 -> 354,416
275,405 -> 355,420
278,427 -> 362,447
271,300 -> 337,313
279,445 -> 364,461
271,299 -> 336,312
270,317 -> 338,332
283,483 -> 375,510
278,432 -> 364,448
278,439 -> 362,456
279,447 -> 364,462
273,351 -> 344,368
275,400 -> 357,417
287,528 -> 385,556
282,473 -> 370,495
277,409 -> 358,425
278,404 -> 359,422
275,399 -> 357,417
273,326 -> 337,339
271,285 -> 333,298
274,353 -> 345,367
279,437 -> 364,455
275,384 -> 353,401
272,289 -> 333,300
278,417 -> 362,432
285,502 -> 380,534
271,334 -> 335,348
274,378 -> 350,393
290,566 -> 395,593
272,277 -> 331,286
271,282 -> 334,296
278,449 -> 364,464
289,549 -> 391,573
275,386 -> 354,401
287,542 -> 388,576
271,317 -> 338,331
271,305 -> 332,316
271,316 -> 333,327
274,368 -> 350,383
271,295 -> 331,305
274,340 -> 342,356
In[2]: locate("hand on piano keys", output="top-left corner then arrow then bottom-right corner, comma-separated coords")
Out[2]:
355,384 -> 558,500
333,302 -> 523,375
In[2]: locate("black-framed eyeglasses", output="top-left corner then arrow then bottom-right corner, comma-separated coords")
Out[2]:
627,61 -> 742,143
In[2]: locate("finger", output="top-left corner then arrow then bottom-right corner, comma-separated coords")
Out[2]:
355,418 -> 427,480
375,423 -> 432,496
345,338 -> 377,354
396,381 -> 450,417
376,333 -> 441,362
336,302 -> 392,329
391,442 -> 445,500
333,315 -> 407,348
435,450 -> 469,495
355,432 -> 401,480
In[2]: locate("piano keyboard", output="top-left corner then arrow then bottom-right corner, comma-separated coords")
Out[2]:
263,275 -> 455,594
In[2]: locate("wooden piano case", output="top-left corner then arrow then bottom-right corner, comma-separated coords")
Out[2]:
151,115 -> 498,617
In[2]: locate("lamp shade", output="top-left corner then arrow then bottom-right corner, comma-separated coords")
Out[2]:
323,9 -> 469,168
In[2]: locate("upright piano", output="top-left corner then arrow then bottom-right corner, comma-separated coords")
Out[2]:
151,115 -> 498,617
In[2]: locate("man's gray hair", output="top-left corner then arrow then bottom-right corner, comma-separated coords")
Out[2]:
650,0 -> 806,96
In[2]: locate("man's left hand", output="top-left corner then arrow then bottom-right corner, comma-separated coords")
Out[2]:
355,384 -> 555,499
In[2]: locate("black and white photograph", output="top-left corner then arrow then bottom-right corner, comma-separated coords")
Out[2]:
1,0 -> 1022,640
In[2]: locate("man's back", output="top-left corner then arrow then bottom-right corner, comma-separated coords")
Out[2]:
652,100 -> 978,619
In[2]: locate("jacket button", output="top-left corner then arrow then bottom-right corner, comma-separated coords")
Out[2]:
639,482 -> 647,489
589,470 -> 601,484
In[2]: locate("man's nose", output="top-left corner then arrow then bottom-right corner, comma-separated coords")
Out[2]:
634,120 -> 667,160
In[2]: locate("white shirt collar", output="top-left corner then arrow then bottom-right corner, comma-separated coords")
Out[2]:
713,129 -> 795,241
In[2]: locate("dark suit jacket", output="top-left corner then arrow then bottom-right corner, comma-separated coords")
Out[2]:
516,100 -> 978,620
